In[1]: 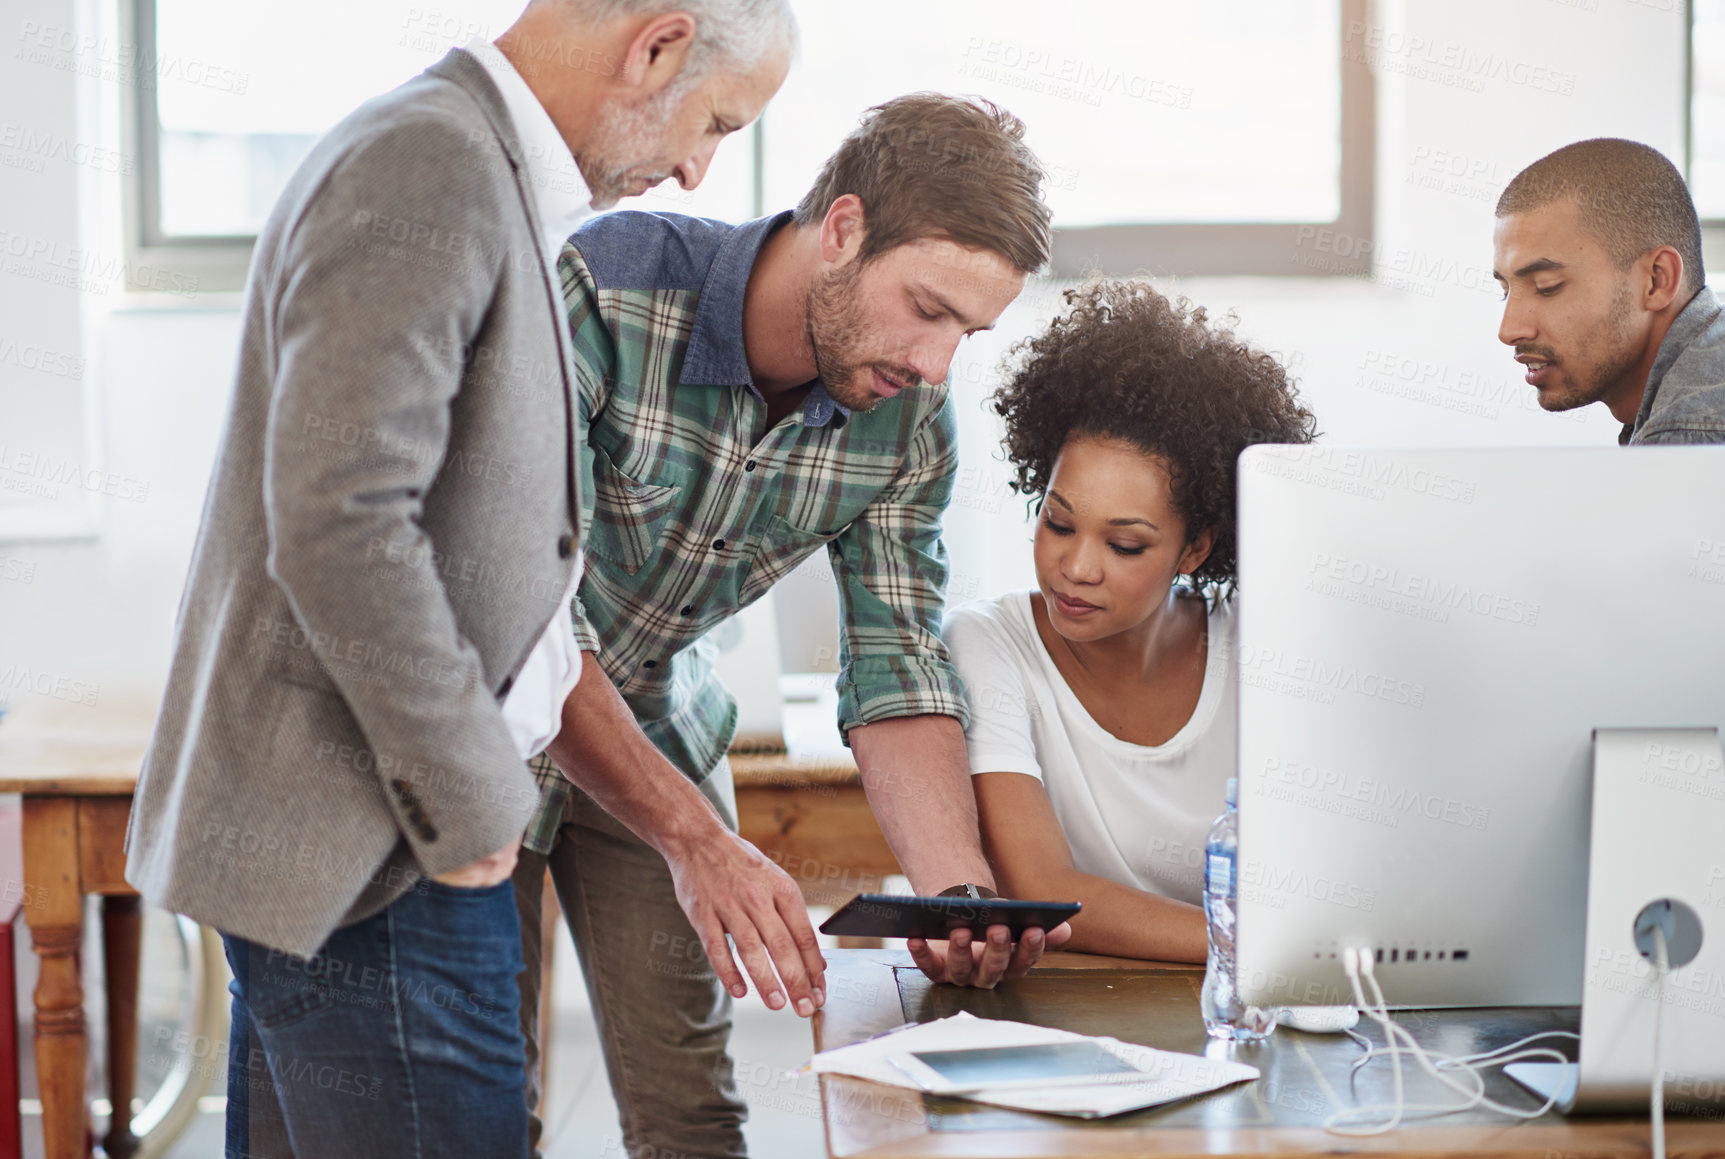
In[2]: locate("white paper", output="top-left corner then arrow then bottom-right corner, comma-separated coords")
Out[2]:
808,1012 -> 1259,1119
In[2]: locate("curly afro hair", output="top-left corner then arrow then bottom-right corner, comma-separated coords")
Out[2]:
991,279 -> 1317,596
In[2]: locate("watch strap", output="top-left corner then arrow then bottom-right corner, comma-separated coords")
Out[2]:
935,883 -> 999,900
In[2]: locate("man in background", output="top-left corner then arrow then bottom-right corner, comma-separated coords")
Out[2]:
518,94 -> 1071,1158
1494,137 -> 1725,444
125,2 -> 794,1155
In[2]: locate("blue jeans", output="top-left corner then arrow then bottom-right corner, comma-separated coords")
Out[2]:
222,879 -> 529,1159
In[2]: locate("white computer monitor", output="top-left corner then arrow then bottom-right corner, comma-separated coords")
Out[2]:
1232,445 -> 1725,1009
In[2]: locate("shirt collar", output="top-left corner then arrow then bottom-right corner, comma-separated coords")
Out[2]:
678,209 -> 851,429
1622,285 -> 1722,444
462,38 -> 591,262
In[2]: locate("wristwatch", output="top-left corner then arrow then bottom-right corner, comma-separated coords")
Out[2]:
936,883 -> 999,900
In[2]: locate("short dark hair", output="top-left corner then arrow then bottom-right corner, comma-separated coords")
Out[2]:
991,279 -> 1318,596
792,93 -> 1051,273
1496,138 -> 1704,292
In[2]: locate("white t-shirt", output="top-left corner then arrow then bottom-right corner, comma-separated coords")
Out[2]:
943,591 -> 1236,906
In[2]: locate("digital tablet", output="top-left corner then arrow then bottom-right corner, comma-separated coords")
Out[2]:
888,1040 -> 1147,1093
818,893 -> 1080,940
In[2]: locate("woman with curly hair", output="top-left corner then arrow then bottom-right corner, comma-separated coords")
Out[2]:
943,279 -> 1317,962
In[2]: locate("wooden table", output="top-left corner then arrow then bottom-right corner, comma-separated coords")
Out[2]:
0,694 -> 160,1159
810,949 -> 1725,1158
0,697 -> 895,1159
729,750 -> 900,906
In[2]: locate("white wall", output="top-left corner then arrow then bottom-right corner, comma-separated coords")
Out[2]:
1,0 -> 99,544
0,306 -> 238,697
0,0 -> 1688,700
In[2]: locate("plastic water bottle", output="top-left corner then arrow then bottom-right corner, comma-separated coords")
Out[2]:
1201,778 -> 1274,1041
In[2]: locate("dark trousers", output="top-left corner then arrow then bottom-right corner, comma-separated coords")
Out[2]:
222,879 -> 530,1159
515,764 -> 747,1159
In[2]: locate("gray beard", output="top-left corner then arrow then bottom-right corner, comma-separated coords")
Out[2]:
577,86 -> 682,208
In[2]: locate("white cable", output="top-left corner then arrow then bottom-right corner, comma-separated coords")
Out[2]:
1347,1029 -> 1580,1084
1330,948 -> 1407,1134
1323,947 -> 1572,1136
1442,1031 -> 1581,1069
1348,1029 -> 1579,1073
1652,925 -> 1669,1159
1359,951 -> 1569,1119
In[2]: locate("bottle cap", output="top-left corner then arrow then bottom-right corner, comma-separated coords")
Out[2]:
1225,777 -> 1238,808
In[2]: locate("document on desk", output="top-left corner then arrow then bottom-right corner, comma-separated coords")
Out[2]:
808,1011 -> 1259,1118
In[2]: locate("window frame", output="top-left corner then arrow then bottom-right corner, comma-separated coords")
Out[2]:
1048,0 -> 1374,278
124,0 -> 1374,292
1686,3 -> 1725,280
122,0 -> 254,293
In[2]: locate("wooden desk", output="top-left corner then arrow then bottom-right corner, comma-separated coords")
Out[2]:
0,697 -> 891,1158
0,695 -> 159,1159
811,948 -> 1725,1159
730,751 -> 900,906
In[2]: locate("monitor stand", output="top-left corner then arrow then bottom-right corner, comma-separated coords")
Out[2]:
1505,728 -> 1725,1115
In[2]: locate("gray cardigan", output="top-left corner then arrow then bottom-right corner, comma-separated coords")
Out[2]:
126,49 -> 581,957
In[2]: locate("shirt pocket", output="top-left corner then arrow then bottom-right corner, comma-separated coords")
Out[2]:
740,512 -> 847,605
587,449 -> 682,576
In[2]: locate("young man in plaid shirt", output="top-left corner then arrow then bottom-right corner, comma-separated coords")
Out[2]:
516,94 -> 1066,1157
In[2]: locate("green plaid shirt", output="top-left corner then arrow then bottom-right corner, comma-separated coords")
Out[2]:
522,210 -> 968,851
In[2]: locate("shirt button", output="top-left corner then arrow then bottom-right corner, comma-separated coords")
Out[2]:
745,460 -> 757,472
679,605 -> 694,616
643,660 -> 658,669
712,538 -> 726,551
557,534 -> 575,559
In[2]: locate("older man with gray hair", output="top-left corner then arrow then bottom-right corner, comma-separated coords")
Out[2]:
123,2 -> 794,1156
